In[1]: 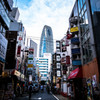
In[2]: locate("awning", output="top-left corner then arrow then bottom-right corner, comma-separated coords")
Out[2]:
68,67 -> 82,80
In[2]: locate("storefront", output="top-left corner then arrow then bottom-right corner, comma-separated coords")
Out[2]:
82,58 -> 99,100
11,70 -> 25,95
67,67 -> 84,100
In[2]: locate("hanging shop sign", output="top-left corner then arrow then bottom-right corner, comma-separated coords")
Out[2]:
68,67 -> 82,79
70,27 -> 78,33
17,45 -> 21,57
18,37 -> 22,40
29,48 -> 34,54
0,33 -> 8,62
28,60 -> 33,64
66,56 -> 70,64
57,70 -> 61,77
27,64 -> 33,68
53,76 -> 56,83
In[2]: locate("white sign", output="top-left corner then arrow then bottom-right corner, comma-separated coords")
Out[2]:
28,60 -> 33,64
0,33 -> 8,62
14,70 -> 20,77
57,70 -> 61,77
29,75 -> 32,82
28,54 -> 34,58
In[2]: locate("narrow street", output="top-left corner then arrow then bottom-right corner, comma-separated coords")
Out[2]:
15,88 -> 58,100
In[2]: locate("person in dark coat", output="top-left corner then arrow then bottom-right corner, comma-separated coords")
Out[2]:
93,87 -> 100,100
28,85 -> 32,100
46,84 -> 50,94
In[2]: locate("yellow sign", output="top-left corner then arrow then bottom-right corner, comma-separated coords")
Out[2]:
27,64 -> 33,68
70,27 -> 78,33
53,76 -> 56,83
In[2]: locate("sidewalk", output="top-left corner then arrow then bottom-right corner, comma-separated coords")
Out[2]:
53,94 -> 70,100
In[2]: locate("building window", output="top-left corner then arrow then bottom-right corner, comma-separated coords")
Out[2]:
56,56 -> 60,61
78,0 -> 81,13
83,0 -> 85,4
56,48 -> 60,52
74,2 -> 78,16
56,63 -> 60,69
82,38 -> 92,64
56,42 -> 60,47
90,0 -> 100,14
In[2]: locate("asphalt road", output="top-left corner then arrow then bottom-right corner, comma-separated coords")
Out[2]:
15,88 -> 58,100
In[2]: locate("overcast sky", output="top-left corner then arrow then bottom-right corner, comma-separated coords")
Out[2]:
13,0 -> 75,52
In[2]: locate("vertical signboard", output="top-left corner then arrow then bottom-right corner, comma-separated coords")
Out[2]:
17,46 -> 21,57
66,56 -> 70,64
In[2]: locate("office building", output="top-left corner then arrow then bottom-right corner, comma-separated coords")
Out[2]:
67,0 -> 100,99
39,25 -> 54,57
37,57 -> 48,81
0,0 -> 13,74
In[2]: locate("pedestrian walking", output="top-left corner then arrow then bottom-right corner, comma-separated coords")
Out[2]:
16,83 -> 20,97
46,84 -> 50,94
28,85 -> 32,100
93,87 -> 100,100
40,85 -> 44,92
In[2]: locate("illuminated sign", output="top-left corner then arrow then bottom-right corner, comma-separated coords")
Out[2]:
27,64 -> 33,68
70,27 -> 78,33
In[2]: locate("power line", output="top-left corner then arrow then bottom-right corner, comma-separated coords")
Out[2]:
26,36 -> 58,43
27,36 -> 58,41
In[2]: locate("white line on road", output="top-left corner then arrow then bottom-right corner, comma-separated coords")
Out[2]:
50,92 -> 59,100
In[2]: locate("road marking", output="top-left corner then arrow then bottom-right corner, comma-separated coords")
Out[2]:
50,92 -> 59,100
31,97 -> 42,100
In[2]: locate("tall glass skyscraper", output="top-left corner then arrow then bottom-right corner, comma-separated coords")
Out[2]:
39,25 -> 54,57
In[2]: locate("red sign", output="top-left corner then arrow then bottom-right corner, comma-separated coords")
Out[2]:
17,46 -> 21,57
67,34 -> 72,39
66,56 -> 70,64
19,37 -> 22,40
68,67 -> 82,79
29,48 -> 34,51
